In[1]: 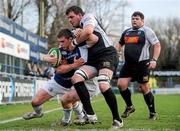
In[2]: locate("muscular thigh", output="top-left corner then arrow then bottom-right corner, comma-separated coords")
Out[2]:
71,65 -> 97,83
61,89 -> 79,103
42,78 -> 71,97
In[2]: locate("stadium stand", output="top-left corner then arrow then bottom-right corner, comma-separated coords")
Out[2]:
0,16 -> 49,104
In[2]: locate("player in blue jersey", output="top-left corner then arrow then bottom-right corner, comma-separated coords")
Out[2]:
23,29 -> 100,126
115,11 -> 161,120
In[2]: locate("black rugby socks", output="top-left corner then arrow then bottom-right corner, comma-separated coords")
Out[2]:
143,92 -> 156,113
102,88 -> 122,122
74,82 -> 95,115
120,88 -> 133,107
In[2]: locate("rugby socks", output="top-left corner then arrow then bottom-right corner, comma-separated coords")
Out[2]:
73,102 -> 85,118
62,108 -> 72,123
32,105 -> 42,114
143,92 -> 156,113
74,82 -> 95,115
120,88 -> 133,107
102,88 -> 122,122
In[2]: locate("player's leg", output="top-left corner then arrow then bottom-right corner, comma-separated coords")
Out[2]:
137,61 -> 157,120
23,89 -> 53,120
61,78 -> 100,125
23,78 -> 61,120
117,77 -> 135,118
98,68 -> 123,128
139,83 -> 157,120
117,64 -> 135,118
60,101 -> 73,126
71,65 -> 97,116
61,89 -> 85,124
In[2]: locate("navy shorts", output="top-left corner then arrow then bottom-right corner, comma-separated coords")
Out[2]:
119,60 -> 150,83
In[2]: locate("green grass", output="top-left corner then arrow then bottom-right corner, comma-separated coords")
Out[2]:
0,94 -> 180,130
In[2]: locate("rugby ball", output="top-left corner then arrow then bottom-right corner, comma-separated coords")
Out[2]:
48,48 -> 61,68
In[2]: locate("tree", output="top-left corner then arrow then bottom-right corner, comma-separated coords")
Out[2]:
82,0 -> 129,37
0,0 -> 31,21
147,18 -> 180,70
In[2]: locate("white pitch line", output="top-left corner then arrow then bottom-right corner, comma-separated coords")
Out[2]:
0,107 -> 61,124
0,97 -> 103,124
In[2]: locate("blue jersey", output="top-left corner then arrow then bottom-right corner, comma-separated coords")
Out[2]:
54,45 -> 87,88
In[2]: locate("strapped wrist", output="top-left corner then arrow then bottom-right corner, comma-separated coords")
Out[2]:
73,39 -> 78,46
151,58 -> 157,62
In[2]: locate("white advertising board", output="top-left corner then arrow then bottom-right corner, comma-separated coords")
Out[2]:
0,32 -> 30,60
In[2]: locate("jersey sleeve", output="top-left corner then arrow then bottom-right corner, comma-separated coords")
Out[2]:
145,27 -> 159,45
80,14 -> 97,28
118,31 -> 126,46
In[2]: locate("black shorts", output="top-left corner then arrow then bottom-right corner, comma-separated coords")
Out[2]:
86,47 -> 118,72
119,60 -> 150,83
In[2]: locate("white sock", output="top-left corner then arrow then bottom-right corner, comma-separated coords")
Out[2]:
33,105 -> 42,114
62,108 -> 72,123
73,102 -> 85,119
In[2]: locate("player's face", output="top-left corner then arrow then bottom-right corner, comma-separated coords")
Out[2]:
66,11 -> 82,27
57,37 -> 71,50
131,16 -> 144,29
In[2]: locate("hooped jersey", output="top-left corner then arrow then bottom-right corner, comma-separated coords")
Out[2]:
54,45 -> 87,88
119,26 -> 159,63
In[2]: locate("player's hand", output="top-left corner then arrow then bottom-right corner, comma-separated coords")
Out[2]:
147,60 -> 157,70
43,54 -> 57,65
72,28 -> 82,38
73,57 -> 85,67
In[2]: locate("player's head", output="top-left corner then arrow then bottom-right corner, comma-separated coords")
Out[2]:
131,11 -> 144,29
57,29 -> 73,50
66,6 -> 84,27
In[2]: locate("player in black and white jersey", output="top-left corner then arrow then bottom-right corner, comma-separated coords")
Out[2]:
115,11 -> 161,120
66,6 -> 123,129
23,29 -> 100,126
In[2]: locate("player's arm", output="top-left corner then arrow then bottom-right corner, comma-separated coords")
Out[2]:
152,42 -> 161,61
70,27 -> 98,49
114,43 -> 123,52
148,42 -> 161,69
114,31 -> 126,52
55,57 -> 85,74
42,54 -> 57,65
74,24 -> 94,44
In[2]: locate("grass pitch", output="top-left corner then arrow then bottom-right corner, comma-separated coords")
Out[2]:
0,94 -> 180,130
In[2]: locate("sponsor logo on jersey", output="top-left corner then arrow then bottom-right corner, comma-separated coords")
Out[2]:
124,36 -> 139,44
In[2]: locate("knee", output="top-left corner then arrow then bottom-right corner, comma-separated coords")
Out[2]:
71,69 -> 88,84
61,94 -> 73,104
117,79 -> 128,90
31,98 -> 42,106
139,84 -> 150,94
71,74 -> 84,84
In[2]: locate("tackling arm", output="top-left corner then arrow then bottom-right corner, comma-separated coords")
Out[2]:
55,57 -> 85,74
73,25 -> 98,48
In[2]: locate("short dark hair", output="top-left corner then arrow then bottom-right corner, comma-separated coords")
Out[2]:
57,29 -> 73,39
66,6 -> 85,15
132,11 -> 144,19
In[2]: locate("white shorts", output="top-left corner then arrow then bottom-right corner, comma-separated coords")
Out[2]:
41,77 -> 100,98
41,77 -> 71,97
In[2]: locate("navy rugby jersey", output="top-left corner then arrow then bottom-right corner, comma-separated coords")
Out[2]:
119,26 -> 159,63
54,45 -> 87,88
